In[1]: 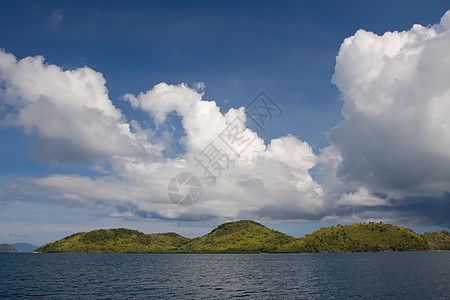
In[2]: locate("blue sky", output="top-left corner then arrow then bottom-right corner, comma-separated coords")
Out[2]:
1,1 -> 450,245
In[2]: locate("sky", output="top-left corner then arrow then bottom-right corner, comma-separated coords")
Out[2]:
1,0 -> 450,245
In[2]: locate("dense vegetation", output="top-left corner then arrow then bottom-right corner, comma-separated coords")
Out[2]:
423,230 -> 450,250
0,243 -> 18,252
183,220 -> 296,253
35,220 -> 450,254
283,223 -> 429,252
37,229 -> 190,253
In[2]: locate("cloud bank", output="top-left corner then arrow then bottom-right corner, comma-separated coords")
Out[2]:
1,10 -> 450,227
0,49 -> 323,221
323,10 -> 450,226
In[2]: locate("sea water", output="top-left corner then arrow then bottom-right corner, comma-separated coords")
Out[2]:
1,252 -> 449,299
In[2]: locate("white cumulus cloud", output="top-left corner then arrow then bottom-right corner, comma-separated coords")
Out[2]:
0,50 -> 324,221
0,50 -> 154,164
4,10 -> 450,226
323,9 -> 450,221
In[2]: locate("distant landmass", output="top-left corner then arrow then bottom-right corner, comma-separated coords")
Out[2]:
36,220 -> 450,254
11,243 -> 38,252
0,243 -> 18,252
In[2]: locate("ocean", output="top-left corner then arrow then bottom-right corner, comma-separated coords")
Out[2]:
1,252 -> 449,299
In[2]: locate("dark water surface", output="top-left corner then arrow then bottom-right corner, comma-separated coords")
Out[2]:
1,252 -> 449,299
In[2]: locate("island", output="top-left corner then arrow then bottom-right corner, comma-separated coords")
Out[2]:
0,243 -> 18,252
35,220 -> 450,254
11,243 -> 38,253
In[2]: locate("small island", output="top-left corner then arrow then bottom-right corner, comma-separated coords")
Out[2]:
0,243 -> 18,253
35,220 -> 450,254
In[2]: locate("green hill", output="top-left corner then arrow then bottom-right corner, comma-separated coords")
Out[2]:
37,228 -> 190,253
283,223 -> 429,253
183,220 -> 296,253
0,243 -> 18,252
423,230 -> 450,250
35,221 -> 450,254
